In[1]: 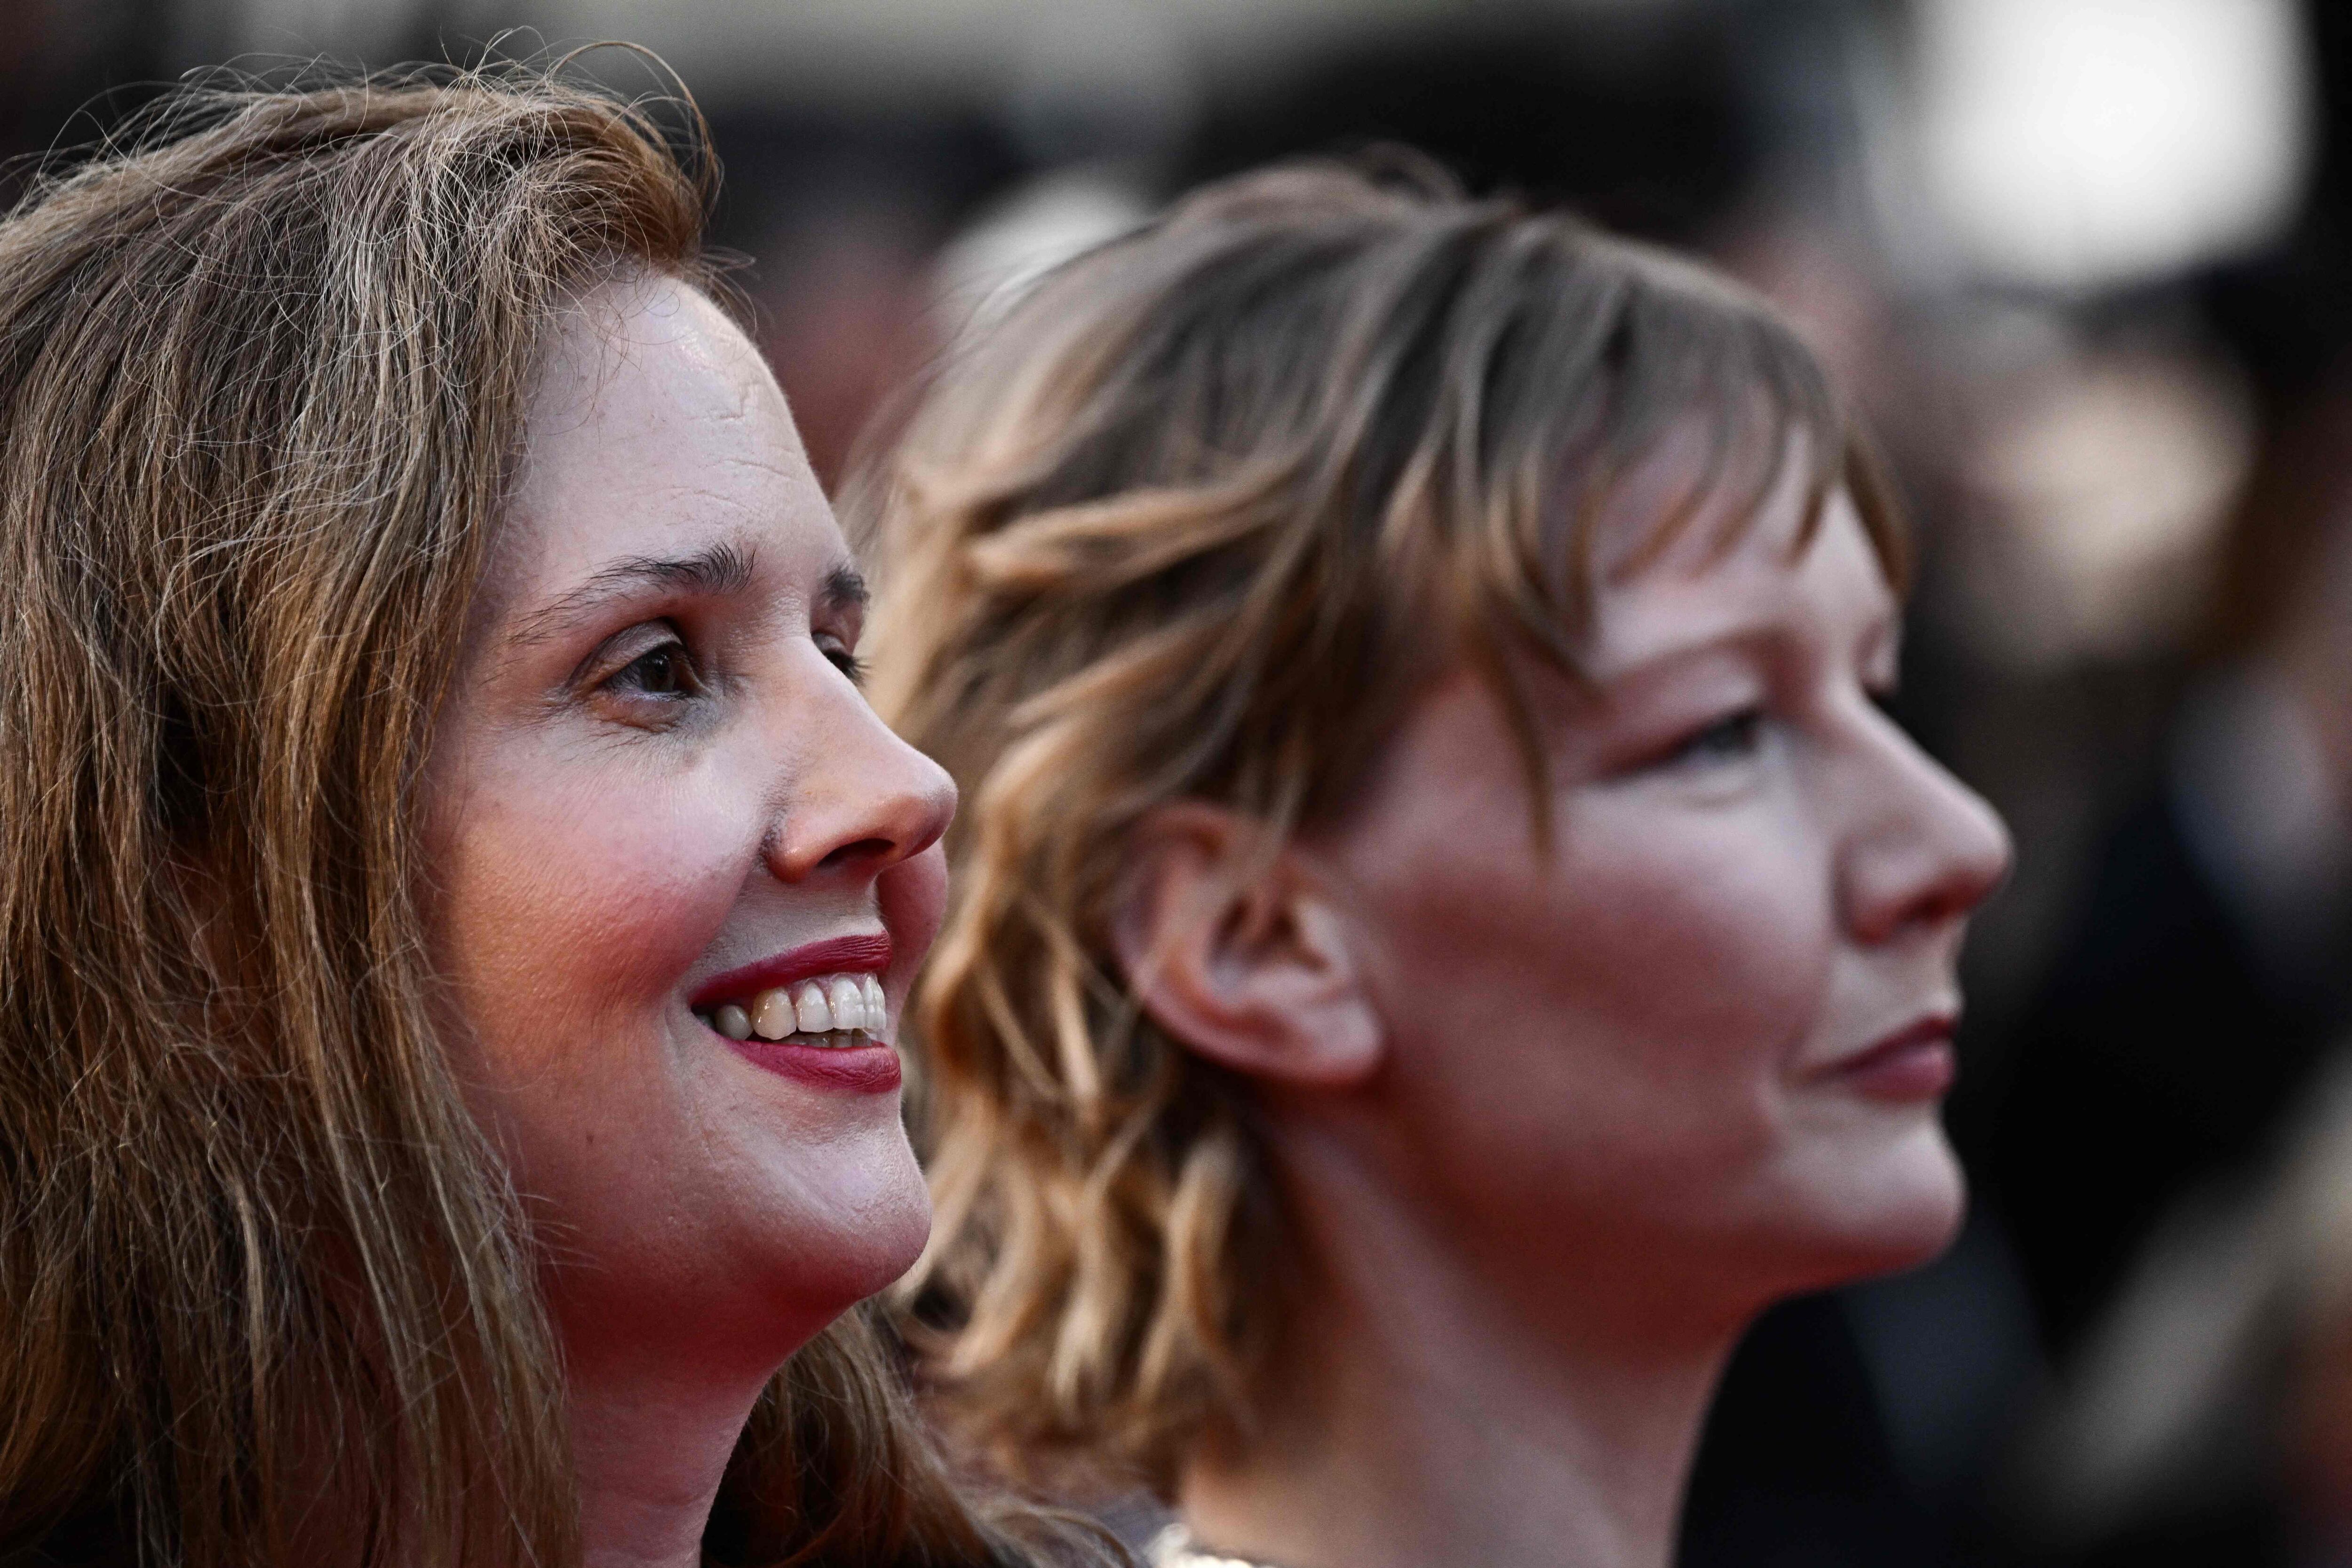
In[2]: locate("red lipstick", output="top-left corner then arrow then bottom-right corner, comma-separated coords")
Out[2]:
1825,1015 -> 1956,1101
723,1036 -> 901,1094
690,932 -> 900,1095
689,932 -> 891,1010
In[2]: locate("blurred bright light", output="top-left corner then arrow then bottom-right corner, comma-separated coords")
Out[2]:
1954,345 -> 2253,669
932,169 -> 1151,340
1914,0 -> 2312,291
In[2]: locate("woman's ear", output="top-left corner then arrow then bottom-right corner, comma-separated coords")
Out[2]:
1110,802 -> 1382,1089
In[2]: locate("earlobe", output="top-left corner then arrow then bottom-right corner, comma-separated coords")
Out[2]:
1110,804 -> 1384,1089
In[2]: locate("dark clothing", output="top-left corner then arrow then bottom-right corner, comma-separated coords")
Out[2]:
1974,785 -> 2352,1356
1959,779 -> 2352,1567
1685,773 -> 2352,1568
1681,1295 -> 1957,1568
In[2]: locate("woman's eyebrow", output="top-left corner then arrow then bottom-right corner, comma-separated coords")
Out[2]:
820,562 -> 869,615
507,540 -> 757,649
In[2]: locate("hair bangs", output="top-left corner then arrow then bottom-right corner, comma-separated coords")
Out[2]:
864,157 -> 1912,1488
1454,231 -> 1897,686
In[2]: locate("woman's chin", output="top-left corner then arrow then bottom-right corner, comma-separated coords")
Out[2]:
755,1148 -> 935,1311
1798,1132 -> 1968,1284
845,1180 -> 935,1299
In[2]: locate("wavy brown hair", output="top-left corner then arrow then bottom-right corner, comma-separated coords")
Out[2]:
0,67 -> 1101,1568
859,160 -> 1904,1491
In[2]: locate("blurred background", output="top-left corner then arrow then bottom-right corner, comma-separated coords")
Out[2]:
15,0 -> 2352,1562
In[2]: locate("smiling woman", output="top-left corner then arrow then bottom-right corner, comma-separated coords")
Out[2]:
859,161 -> 2012,1568
0,68 -> 1103,1568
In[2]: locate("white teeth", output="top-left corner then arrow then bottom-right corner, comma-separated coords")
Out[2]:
706,972 -> 888,1043
826,975 -> 865,1033
793,981 -> 833,1035
750,990 -> 795,1041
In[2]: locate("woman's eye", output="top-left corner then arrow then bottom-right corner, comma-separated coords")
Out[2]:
820,638 -> 866,687
1661,708 -> 1764,769
606,639 -> 701,699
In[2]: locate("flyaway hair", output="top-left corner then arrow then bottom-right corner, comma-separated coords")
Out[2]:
0,64 -> 1096,1568
858,156 -> 1901,1491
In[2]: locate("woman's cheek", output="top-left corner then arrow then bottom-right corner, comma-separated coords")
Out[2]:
577,772 -> 748,977
461,760 -> 750,1073
878,844 -> 948,991
1564,797 -> 1832,1069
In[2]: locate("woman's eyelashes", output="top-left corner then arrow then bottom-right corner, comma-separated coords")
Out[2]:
1666,707 -> 1765,767
583,623 -> 708,725
1631,705 -> 1767,776
612,638 -> 701,697
818,634 -> 866,687
579,617 -> 865,728
1639,671 -> 1901,778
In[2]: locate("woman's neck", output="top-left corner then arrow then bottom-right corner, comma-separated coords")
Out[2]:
1177,1128 -> 1748,1568
566,1356 -> 766,1568
559,1301 -> 816,1568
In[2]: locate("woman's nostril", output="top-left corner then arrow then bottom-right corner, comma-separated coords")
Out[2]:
817,836 -> 897,871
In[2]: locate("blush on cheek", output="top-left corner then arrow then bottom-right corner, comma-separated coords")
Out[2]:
1346,782 -> 1841,1274
1553,820 -> 1831,1082
439,769 -> 748,1080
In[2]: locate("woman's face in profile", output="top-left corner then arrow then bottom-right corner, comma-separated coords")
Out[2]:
1317,460 -> 2010,1316
421,275 -> 954,1365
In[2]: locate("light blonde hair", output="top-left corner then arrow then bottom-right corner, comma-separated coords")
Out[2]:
860,160 -> 1903,1490
0,67 -> 1102,1568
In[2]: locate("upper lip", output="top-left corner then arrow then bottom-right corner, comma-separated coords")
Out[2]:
689,932 -> 892,1009
1817,1010 -> 1957,1078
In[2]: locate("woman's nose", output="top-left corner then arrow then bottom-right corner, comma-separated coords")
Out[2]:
762,685 -> 957,886
1839,720 -> 2013,945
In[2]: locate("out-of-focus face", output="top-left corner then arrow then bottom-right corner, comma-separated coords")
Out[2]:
421,274 -> 954,1372
1311,464 -> 2010,1328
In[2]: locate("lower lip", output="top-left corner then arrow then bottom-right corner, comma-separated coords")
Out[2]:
722,1036 -> 902,1094
1832,1036 -> 1955,1101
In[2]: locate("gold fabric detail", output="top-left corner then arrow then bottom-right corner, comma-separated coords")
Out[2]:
1146,1523 -> 1291,1568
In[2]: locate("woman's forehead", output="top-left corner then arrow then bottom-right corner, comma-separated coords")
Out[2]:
481,278 -> 841,626
1578,491 -> 1891,680
527,275 -> 792,455
1583,416 -> 1826,591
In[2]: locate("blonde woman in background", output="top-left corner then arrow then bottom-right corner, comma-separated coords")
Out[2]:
863,163 -> 2011,1568
0,71 -> 1109,1568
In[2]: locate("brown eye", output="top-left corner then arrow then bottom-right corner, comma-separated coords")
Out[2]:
609,639 -> 700,698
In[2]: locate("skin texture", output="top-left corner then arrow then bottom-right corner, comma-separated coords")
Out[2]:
1117,455 -> 2011,1568
421,274 -> 954,1568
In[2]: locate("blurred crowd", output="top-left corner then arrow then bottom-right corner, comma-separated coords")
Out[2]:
14,0 -> 2352,1562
